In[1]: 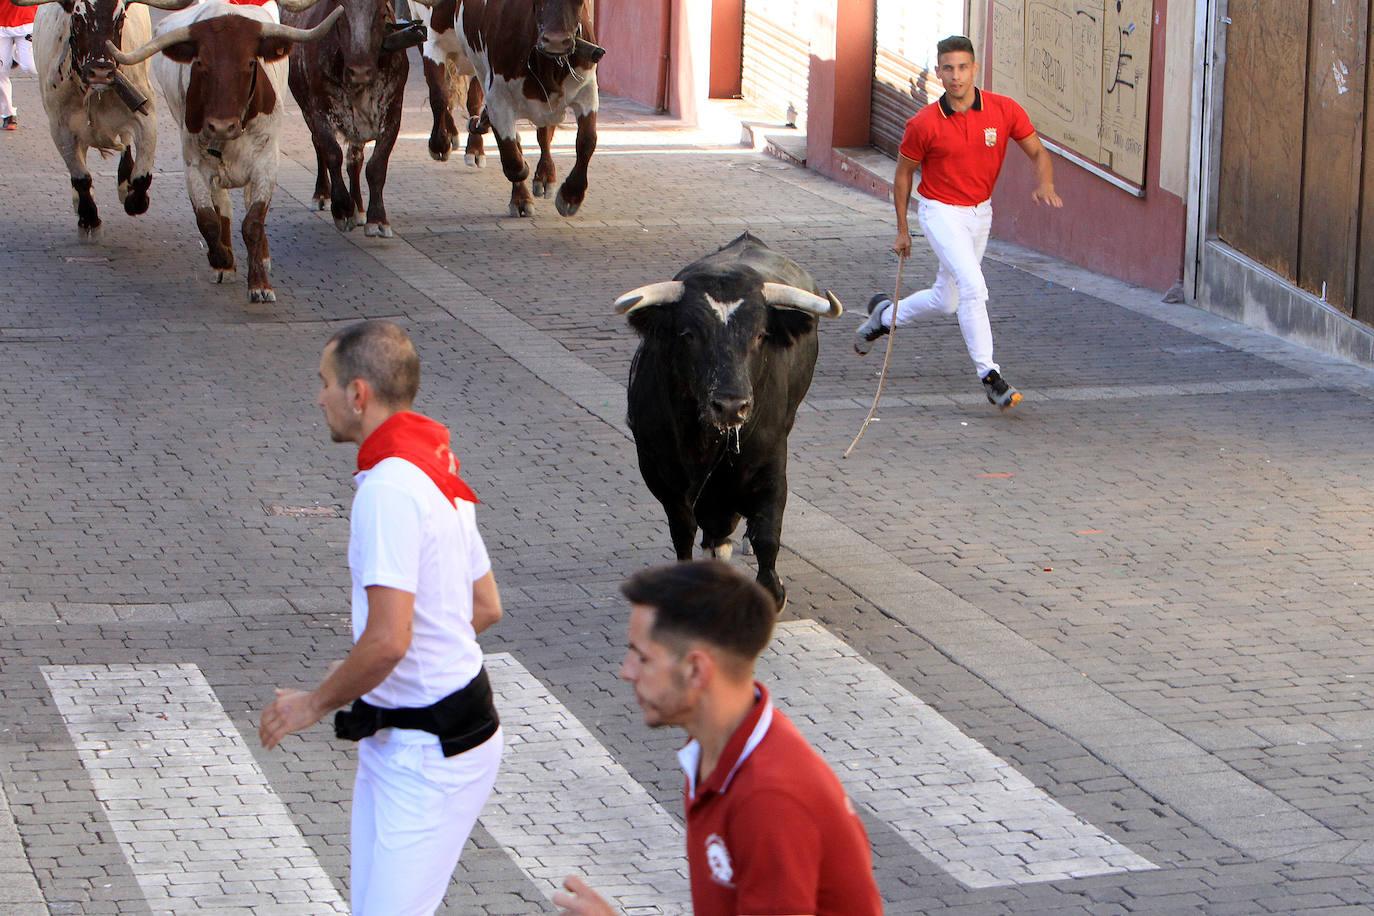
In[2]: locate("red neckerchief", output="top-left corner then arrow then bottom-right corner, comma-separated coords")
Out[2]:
357,411 -> 479,505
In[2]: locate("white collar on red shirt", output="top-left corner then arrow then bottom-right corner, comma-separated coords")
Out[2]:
678,683 -> 774,801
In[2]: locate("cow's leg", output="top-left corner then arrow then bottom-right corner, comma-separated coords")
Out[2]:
362,87 -> 403,238
664,502 -> 697,562
312,143 -> 332,211
463,78 -> 485,167
57,136 -> 101,235
122,112 -> 156,216
195,205 -> 235,279
531,124 -> 556,198
555,109 -> 596,217
241,197 -> 275,303
423,52 -> 457,161
743,499 -> 786,612
346,143 -> 365,218
492,129 -> 534,217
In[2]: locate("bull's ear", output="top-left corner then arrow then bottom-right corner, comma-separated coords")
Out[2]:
160,40 -> 198,63
765,305 -> 817,347
245,59 -> 277,120
257,37 -> 293,62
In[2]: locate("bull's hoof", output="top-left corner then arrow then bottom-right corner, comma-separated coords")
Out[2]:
117,180 -> 129,205
212,268 -> 237,283
531,179 -> 552,198
121,175 -> 153,215
249,286 -> 277,303
509,200 -> 533,217
555,190 -> 582,217
429,135 -> 452,161
334,216 -> 357,232
465,152 -> 485,168
313,196 -> 329,211
78,221 -> 103,240
364,222 -> 393,238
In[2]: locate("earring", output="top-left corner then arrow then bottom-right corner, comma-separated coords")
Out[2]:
352,407 -> 362,415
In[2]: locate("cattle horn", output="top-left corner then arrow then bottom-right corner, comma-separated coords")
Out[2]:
275,0 -> 325,13
259,8 -> 346,43
107,27 -> 194,65
761,283 -> 843,318
614,282 -> 685,315
130,0 -> 197,10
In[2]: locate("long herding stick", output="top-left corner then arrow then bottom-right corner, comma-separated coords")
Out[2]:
843,254 -> 906,459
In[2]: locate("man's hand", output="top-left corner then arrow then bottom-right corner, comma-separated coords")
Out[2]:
1031,184 -> 1063,208
892,231 -> 912,258
259,688 -> 325,750
552,875 -> 619,915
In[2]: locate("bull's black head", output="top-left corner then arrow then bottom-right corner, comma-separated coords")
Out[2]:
336,0 -> 392,87
618,266 -> 837,433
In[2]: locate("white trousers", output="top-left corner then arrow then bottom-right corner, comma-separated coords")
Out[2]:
885,195 -> 998,379
351,726 -> 503,916
0,26 -> 36,119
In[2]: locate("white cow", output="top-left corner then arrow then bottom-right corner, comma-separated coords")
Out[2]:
21,0 -> 192,234
111,0 -> 339,302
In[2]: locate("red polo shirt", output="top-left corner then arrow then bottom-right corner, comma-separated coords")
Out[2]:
899,88 -> 1035,207
679,684 -> 882,916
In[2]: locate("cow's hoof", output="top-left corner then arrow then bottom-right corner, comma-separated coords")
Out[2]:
212,268 -> 237,283
117,181 -> 129,205
313,196 -> 328,211
78,222 -> 102,240
509,201 -> 533,217
555,192 -> 582,217
429,140 -> 451,162
466,152 -> 484,168
249,287 -> 277,303
364,222 -> 393,238
334,216 -> 357,232
532,179 -> 551,198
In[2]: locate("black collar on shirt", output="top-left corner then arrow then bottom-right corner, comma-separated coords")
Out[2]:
938,87 -> 984,118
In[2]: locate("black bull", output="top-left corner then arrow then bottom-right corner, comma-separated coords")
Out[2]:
618,233 -> 843,610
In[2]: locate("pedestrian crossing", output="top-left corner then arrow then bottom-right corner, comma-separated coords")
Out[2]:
24,623 -> 1156,913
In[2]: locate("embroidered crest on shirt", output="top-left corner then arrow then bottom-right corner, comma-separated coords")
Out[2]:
705,834 -> 734,886
984,127 -> 997,147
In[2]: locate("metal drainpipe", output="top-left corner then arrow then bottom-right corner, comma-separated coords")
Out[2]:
656,0 -> 672,113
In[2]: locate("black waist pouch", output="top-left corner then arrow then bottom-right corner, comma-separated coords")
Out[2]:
335,666 -> 500,757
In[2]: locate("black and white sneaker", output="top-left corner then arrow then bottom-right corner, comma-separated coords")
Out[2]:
853,294 -> 891,355
981,369 -> 1022,410
1,116 -> 16,131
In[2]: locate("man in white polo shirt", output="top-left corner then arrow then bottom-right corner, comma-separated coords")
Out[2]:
259,319 -> 503,916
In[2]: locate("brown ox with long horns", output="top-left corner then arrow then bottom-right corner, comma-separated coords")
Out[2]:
21,0 -> 194,234
110,0 -> 342,302
285,0 -> 409,236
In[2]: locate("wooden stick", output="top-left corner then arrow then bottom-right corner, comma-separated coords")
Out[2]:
843,255 -> 906,459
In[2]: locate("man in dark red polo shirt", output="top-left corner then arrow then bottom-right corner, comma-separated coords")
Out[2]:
552,560 -> 883,916
855,34 -> 1062,410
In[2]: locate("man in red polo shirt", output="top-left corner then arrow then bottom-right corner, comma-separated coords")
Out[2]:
553,560 -> 883,916
855,34 -> 1062,410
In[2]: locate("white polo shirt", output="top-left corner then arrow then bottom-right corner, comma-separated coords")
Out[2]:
349,456 -> 491,711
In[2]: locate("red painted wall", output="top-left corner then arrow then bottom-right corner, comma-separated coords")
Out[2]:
594,0 -> 669,110
987,1 -> 1184,292
710,0 -> 743,97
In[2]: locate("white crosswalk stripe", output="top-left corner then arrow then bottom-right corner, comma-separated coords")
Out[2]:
762,620 -> 1157,888
483,653 -> 691,913
42,664 -> 348,915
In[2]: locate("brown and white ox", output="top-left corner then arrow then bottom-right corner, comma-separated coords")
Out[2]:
413,0 -> 485,165
424,0 -> 598,217
20,0 -> 193,235
109,2 -> 342,302
285,0 -> 408,236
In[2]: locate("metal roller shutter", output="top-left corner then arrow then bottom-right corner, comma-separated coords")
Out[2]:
741,0 -> 810,128
871,0 -> 966,156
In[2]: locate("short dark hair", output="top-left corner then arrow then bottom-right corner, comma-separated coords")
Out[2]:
621,561 -> 776,665
326,320 -> 420,408
937,35 -> 975,59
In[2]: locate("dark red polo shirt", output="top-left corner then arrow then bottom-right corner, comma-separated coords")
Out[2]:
899,88 -> 1035,206
679,684 -> 883,916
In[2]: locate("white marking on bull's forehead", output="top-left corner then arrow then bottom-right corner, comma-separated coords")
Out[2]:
705,294 -> 744,324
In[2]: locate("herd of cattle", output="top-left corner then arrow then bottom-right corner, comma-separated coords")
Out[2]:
19,0 -> 849,605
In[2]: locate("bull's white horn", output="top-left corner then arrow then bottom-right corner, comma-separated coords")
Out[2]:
761,283 -> 843,318
130,0 -> 197,10
107,26 -> 193,65
259,7 -> 346,43
614,281 -> 685,315
276,0 -> 324,13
